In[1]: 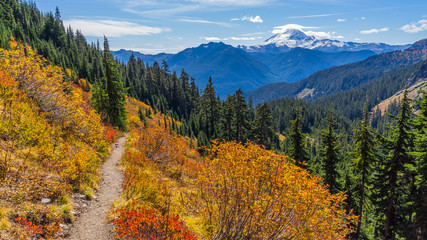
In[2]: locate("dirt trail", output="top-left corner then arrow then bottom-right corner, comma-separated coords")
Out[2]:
67,135 -> 127,240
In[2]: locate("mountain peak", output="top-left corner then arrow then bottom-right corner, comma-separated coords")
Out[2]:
406,38 -> 427,51
282,29 -> 314,41
262,28 -> 316,48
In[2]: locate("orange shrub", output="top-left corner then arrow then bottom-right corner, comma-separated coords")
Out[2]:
113,205 -> 197,240
197,141 -> 357,239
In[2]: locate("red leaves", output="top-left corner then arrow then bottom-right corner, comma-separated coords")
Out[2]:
14,216 -> 43,238
105,126 -> 117,143
14,216 -> 61,239
113,206 -> 196,240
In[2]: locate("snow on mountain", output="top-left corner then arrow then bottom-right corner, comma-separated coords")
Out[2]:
241,29 -> 410,54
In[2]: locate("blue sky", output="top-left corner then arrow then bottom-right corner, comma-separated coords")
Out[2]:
34,0 -> 427,54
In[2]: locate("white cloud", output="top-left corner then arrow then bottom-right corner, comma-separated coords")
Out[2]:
400,19 -> 427,33
272,24 -> 343,40
203,37 -> 222,41
178,18 -> 233,27
231,15 -> 263,23
361,16 -> 366,20
230,37 -> 256,40
287,13 -> 342,19
360,27 -> 389,34
337,18 -> 346,22
272,24 -> 319,34
355,38 -> 361,41
203,36 -> 256,41
63,19 -> 168,37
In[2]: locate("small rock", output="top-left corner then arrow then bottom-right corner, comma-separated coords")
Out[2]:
82,203 -> 87,208
59,224 -> 69,231
71,211 -> 78,215
41,198 -> 51,204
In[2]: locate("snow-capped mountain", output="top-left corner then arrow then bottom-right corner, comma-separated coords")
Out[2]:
241,29 -> 410,54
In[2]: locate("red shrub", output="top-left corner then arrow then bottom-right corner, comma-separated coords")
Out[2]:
113,206 -> 197,240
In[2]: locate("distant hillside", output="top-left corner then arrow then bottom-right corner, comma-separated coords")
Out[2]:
113,43 -> 375,97
247,38 -> 427,104
249,48 -> 375,83
166,42 -> 273,96
112,49 -> 172,65
311,59 -> 427,121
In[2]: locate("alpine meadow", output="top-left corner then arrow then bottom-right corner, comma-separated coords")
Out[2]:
0,0 -> 427,239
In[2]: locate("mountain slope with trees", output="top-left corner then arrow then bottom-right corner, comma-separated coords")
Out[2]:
112,43 -> 375,97
247,39 -> 427,104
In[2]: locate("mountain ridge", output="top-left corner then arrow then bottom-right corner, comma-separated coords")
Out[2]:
240,28 -> 410,54
246,38 -> 427,104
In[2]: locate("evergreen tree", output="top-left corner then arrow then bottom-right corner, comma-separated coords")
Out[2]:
374,85 -> 414,240
200,77 -> 219,139
197,130 -> 210,149
220,94 -> 234,141
253,103 -> 275,149
232,88 -> 251,143
90,79 -> 108,116
352,102 -> 377,239
411,89 -> 427,239
103,37 -> 127,130
320,109 -> 341,194
288,99 -> 310,168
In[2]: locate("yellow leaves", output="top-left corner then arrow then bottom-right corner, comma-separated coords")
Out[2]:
197,141 -> 356,239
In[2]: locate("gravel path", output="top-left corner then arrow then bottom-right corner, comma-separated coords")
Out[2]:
67,135 -> 127,240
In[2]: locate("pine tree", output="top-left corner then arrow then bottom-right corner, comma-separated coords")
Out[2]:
197,130 -> 210,149
232,88 -> 251,143
352,102 -> 377,239
411,89 -> 427,239
289,99 -> 310,168
103,36 -> 127,130
90,79 -> 108,117
320,109 -> 341,194
253,103 -> 275,149
220,94 -> 234,141
374,85 -> 414,240
200,77 -> 219,139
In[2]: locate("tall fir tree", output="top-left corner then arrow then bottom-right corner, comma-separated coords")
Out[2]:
289,99 -> 310,168
220,94 -> 234,141
90,79 -> 108,117
411,89 -> 427,239
103,36 -> 127,130
253,103 -> 276,149
200,77 -> 219,139
374,85 -> 414,240
320,109 -> 341,194
352,102 -> 377,239
231,88 -> 252,143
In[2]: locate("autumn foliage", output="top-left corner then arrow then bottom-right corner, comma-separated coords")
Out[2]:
112,93 -> 357,239
197,141 -> 357,239
113,205 -> 196,240
0,40 -> 110,238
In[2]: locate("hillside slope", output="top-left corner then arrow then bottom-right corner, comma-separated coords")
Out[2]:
247,38 -> 427,104
0,41 -> 113,239
249,48 -> 375,83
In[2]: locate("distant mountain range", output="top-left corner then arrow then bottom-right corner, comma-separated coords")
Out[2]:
112,29 -> 411,97
246,38 -> 427,105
